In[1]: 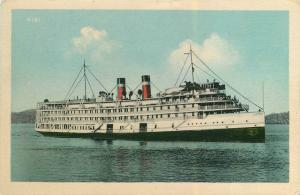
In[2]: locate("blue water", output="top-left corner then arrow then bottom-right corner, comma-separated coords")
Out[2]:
11,124 -> 288,182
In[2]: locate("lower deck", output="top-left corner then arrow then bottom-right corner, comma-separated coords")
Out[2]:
36,112 -> 265,142
36,111 -> 265,134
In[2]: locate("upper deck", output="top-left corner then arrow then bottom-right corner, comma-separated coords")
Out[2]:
37,85 -> 248,113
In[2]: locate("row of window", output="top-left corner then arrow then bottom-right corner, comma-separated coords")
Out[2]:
187,120 -> 249,126
40,104 -> 195,114
39,103 -> 237,116
38,110 -> 241,123
39,94 -> 231,111
37,119 -> 250,131
39,112 -> 197,122
38,124 -> 94,130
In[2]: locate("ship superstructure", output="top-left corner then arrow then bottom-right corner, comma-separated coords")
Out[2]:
35,46 -> 265,142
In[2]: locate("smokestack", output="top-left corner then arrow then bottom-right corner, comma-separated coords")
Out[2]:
117,78 -> 126,100
142,75 -> 151,99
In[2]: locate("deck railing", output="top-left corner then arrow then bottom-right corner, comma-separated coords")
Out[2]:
37,97 -> 237,111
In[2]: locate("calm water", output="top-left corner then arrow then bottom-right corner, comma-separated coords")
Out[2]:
11,124 -> 288,182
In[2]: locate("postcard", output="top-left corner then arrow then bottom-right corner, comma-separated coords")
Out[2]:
0,0 -> 299,194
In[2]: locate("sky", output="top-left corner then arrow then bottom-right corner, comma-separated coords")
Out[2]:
12,10 -> 288,114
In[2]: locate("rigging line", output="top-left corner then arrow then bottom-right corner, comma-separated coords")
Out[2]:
132,81 -> 142,92
195,62 -> 247,112
126,84 -> 138,96
193,63 -> 217,81
109,84 -> 117,94
64,66 -> 84,100
179,64 -> 192,86
86,67 -> 109,92
194,67 -> 203,83
194,66 -> 207,83
174,53 -> 190,86
192,50 -> 263,110
195,70 -> 201,83
86,76 -> 95,98
67,74 -> 85,100
151,81 -> 162,92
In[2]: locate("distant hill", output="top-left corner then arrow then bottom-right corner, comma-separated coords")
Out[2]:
11,109 -> 36,124
11,109 -> 289,125
265,112 -> 289,124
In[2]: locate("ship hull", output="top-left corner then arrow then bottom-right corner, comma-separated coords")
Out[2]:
37,127 -> 265,142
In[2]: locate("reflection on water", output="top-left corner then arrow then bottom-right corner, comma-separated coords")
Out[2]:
139,141 -> 147,146
106,140 -> 113,145
11,124 -> 288,182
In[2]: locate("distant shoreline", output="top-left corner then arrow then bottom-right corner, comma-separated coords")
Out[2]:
12,123 -> 290,126
11,109 -> 289,125
265,112 -> 289,125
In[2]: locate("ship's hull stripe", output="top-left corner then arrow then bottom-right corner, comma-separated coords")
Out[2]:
37,127 -> 265,142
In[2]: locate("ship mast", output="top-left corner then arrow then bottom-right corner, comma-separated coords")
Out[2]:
65,60 -> 107,101
84,59 -> 87,100
174,44 -> 264,111
262,81 -> 265,111
190,44 -> 195,95
182,44 -> 196,95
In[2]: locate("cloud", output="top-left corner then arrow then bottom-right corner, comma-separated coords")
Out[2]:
169,33 -> 240,71
66,26 -> 120,62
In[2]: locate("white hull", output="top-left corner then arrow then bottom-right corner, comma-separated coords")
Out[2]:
36,112 -> 265,134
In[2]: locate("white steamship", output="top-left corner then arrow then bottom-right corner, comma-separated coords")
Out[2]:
35,47 -> 265,142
